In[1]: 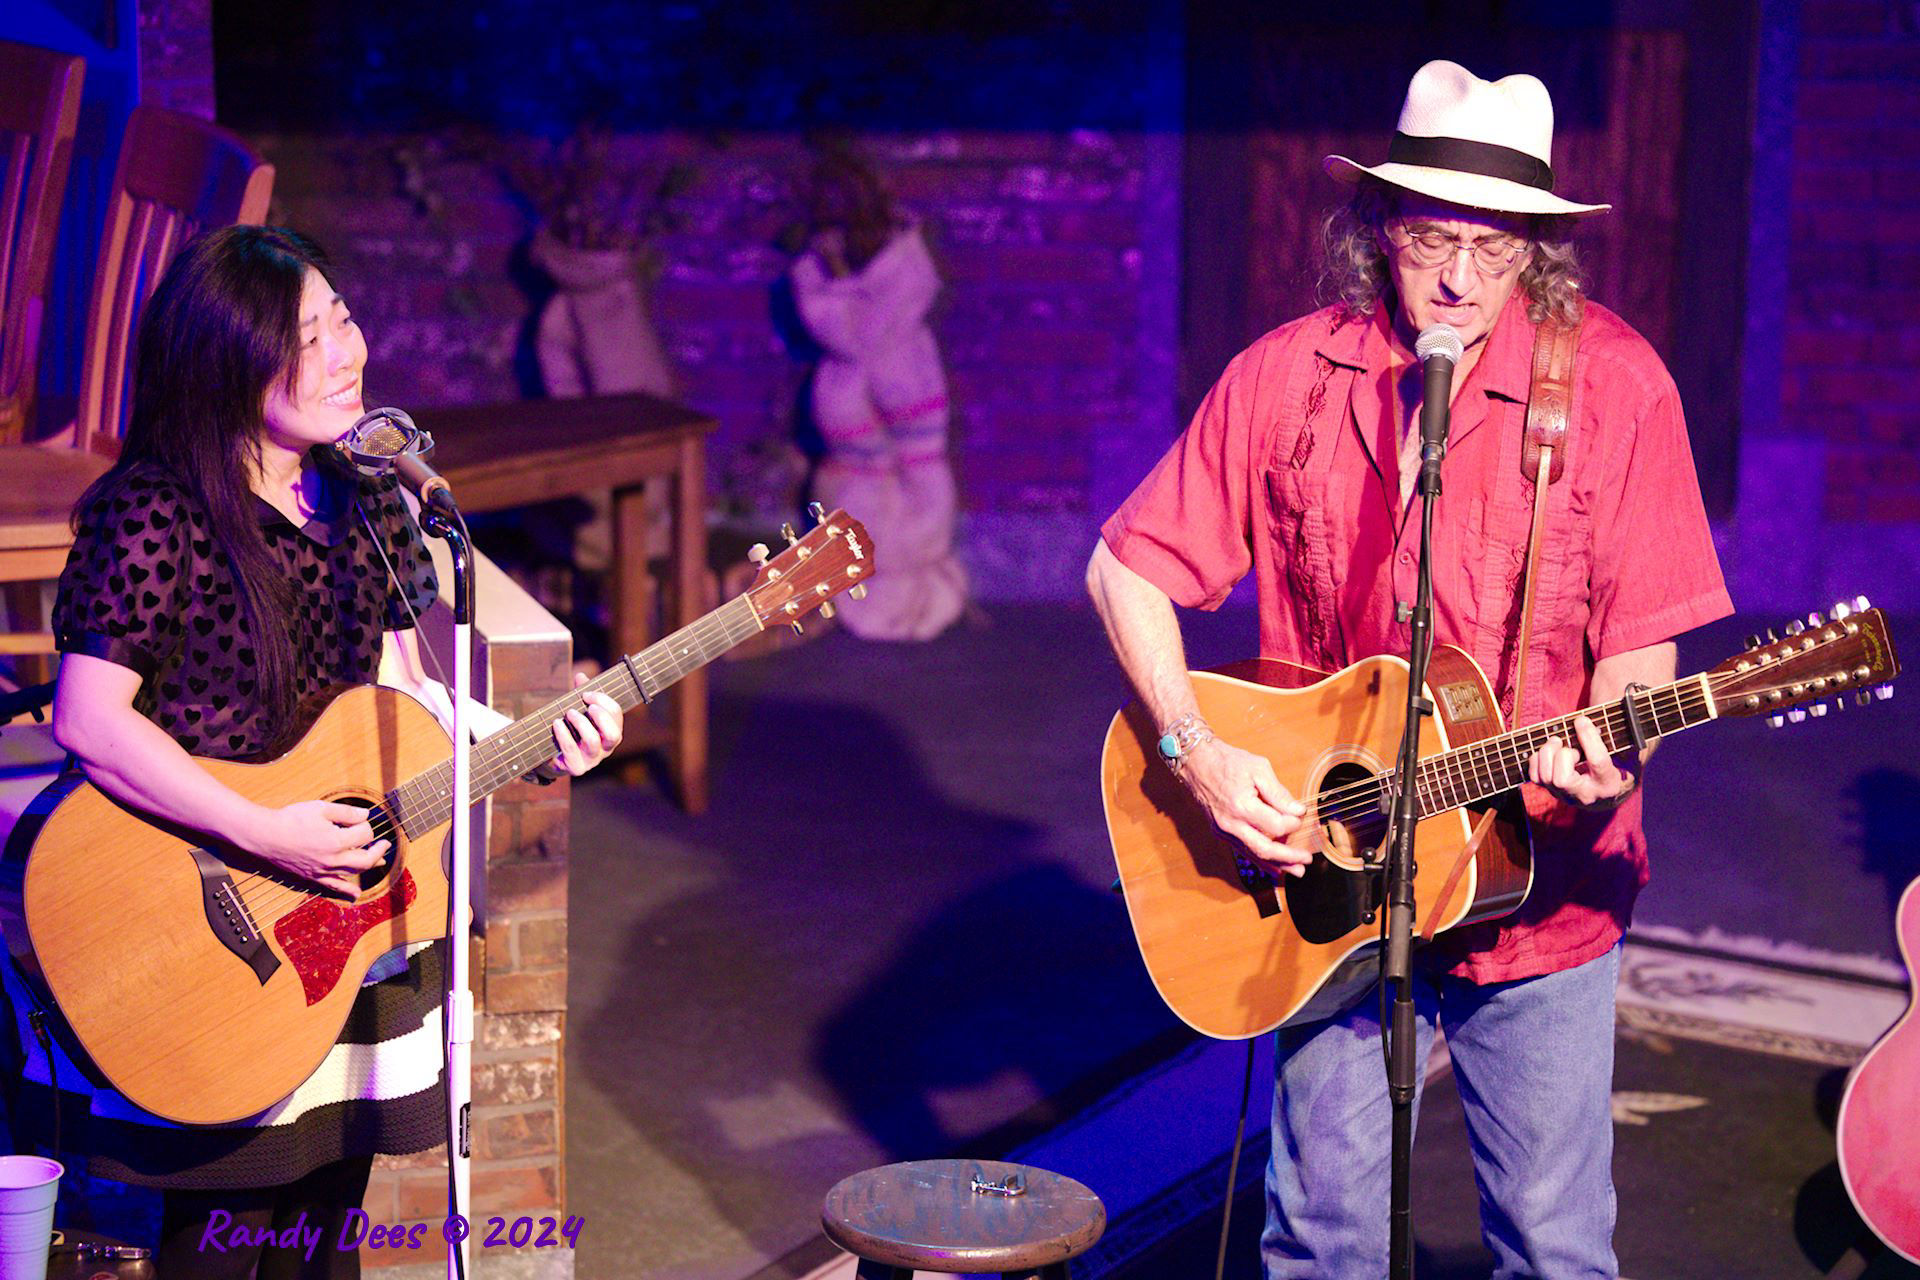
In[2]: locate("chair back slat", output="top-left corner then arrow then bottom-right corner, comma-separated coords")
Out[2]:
0,42 -> 84,445
73,105 -> 274,454
1,134 -> 30,321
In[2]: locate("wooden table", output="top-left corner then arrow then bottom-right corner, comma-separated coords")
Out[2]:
425,393 -> 716,813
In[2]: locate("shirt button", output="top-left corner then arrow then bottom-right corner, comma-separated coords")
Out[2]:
1398,550 -> 1412,565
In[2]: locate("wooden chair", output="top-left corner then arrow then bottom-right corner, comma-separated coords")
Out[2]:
0,104 -> 274,670
0,41 -> 85,448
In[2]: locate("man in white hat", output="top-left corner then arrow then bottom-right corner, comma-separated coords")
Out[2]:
1088,61 -> 1732,1275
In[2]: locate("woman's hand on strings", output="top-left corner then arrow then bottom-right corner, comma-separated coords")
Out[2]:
546,674 -> 624,777
246,800 -> 391,898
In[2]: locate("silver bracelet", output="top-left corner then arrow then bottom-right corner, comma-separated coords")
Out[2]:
1156,712 -> 1215,775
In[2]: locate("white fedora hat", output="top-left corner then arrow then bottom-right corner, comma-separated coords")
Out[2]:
1324,60 -> 1610,217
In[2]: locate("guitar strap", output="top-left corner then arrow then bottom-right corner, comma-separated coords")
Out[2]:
1510,311 -> 1583,724
1420,310 -> 1582,941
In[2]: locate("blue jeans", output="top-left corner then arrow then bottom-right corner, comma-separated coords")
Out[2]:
1262,944 -> 1621,1279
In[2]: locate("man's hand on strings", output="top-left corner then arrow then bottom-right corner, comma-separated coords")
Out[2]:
1179,740 -> 1315,877
1527,714 -> 1637,810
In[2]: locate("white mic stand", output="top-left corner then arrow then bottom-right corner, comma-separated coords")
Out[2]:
418,500 -> 475,1280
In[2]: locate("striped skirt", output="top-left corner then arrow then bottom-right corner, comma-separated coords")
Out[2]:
2,941 -> 446,1190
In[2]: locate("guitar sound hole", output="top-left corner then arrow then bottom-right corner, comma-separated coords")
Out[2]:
1315,762 -> 1390,868
333,796 -> 398,892
1282,762 -> 1389,945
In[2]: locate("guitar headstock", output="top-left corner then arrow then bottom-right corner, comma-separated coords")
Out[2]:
741,505 -> 875,633
1710,597 -> 1899,726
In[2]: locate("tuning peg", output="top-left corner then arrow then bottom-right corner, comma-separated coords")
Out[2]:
1830,601 -> 1852,621
1786,619 -> 1805,636
1856,690 -> 1874,707
1745,633 -> 1762,649
1786,707 -> 1807,723
808,501 -> 826,523
747,542 -> 770,568
781,522 -> 799,546
789,620 -> 804,636
1875,683 -> 1895,701
818,601 -> 836,620
1765,628 -> 1779,643
1810,702 -> 1828,716
1832,696 -> 1847,712
849,583 -> 868,600
1854,595 -> 1871,612
1766,713 -> 1786,728
1807,612 -> 1825,627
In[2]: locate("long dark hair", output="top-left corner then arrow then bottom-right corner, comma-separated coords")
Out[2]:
78,225 -> 335,731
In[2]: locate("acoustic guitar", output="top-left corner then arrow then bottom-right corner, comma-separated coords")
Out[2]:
1838,874 -> 1920,1264
0,511 -> 873,1125
1101,603 -> 1900,1039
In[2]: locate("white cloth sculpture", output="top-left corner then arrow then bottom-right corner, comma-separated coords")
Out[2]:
790,225 -> 968,640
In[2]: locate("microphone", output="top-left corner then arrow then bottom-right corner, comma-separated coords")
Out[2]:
1414,324 -> 1464,492
334,407 -> 457,512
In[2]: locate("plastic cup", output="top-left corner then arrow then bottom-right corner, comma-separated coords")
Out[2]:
0,1155 -> 60,1280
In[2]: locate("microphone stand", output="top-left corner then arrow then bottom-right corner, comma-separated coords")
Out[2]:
418,501 -> 475,1280
1383,344 -> 1455,1280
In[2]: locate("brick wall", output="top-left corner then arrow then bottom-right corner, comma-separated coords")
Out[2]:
253,124 -> 1168,598
1733,0 -> 1920,613
136,0 -> 212,118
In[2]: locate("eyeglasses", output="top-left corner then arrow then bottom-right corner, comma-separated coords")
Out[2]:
1386,225 -> 1530,277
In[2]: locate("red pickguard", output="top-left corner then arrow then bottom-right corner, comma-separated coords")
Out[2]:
1838,877 -> 1920,1265
273,872 -> 418,1006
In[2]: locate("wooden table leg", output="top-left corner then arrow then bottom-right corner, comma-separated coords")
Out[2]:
671,433 -> 709,815
609,482 -> 655,787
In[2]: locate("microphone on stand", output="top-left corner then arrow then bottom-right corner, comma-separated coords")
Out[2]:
333,407 -> 458,512
1414,324 -> 1464,492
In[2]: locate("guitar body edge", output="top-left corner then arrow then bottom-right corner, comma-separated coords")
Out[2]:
1102,648 -> 1532,1040
1837,876 -> 1920,1265
10,685 -> 456,1125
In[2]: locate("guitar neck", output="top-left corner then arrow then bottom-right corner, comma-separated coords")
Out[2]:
1404,673 -> 1718,815
387,595 -> 762,836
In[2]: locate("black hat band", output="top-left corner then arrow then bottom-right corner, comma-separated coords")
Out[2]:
1387,132 -> 1554,191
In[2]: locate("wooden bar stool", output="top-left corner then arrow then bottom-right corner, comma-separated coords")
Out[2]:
822,1159 -> 1105,1280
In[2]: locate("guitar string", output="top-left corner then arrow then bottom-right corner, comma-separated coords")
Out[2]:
216,631 -> 1833,920
1304,679 -> 1718,829
1282,666 -> 1761,833
1328,631 -> 1859,816
216,595 -> 772,925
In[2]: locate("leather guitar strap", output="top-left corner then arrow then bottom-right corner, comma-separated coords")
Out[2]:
1510,312 -> 1581,723
1419,312 -> 1582,940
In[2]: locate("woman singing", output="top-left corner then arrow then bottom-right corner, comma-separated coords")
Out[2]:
4,225 -> 622,1277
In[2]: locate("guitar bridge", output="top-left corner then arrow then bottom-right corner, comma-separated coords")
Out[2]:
190,847 -> 281,986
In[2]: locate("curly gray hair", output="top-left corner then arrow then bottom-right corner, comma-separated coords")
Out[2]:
1317,180 -> 1585,327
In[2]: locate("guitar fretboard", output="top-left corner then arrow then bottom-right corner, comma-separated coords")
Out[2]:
386,595 -> 762,836
1400,674 -> 1717,815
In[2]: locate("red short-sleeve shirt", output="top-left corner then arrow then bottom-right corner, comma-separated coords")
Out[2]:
1102,292 -> 1733,984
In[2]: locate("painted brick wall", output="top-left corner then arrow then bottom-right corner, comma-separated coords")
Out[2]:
135,0 -> 212,118
252,125 -> 1165,598
1734,0 -> 1920,613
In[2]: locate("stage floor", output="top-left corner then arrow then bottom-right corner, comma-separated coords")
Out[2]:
565,601 -> 1920,1280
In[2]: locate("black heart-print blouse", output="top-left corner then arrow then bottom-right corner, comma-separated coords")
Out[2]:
53,460 -> 440,759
